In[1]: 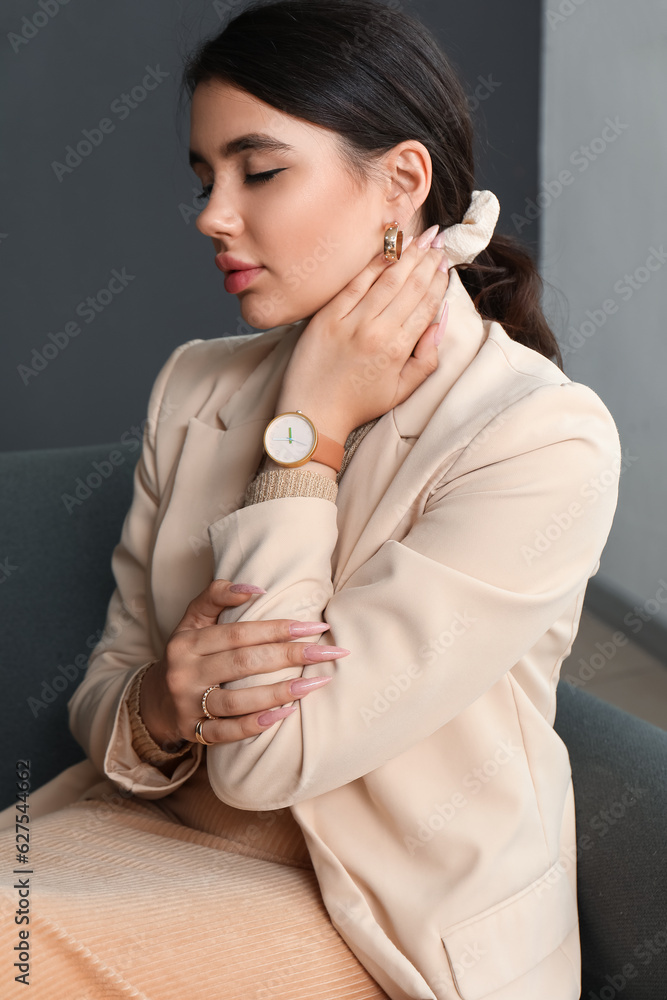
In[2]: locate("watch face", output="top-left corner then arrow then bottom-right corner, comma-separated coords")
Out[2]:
265,413 -> 315,465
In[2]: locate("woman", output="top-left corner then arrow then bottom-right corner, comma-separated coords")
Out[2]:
0,1 -> 622,998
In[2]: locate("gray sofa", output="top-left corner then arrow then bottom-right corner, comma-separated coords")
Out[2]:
1,441 -> 666,997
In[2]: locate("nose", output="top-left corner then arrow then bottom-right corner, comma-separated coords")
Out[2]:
195,202 -> 242,245
195,174 -> 242,245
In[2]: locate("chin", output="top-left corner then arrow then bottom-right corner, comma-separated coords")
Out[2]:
242,298 -> 308,331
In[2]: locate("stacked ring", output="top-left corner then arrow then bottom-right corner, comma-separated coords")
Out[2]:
202,684 -> 219,720
194,719 -> 214,746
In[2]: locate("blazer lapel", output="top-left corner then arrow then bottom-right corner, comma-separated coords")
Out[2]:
215,320 -> 308,431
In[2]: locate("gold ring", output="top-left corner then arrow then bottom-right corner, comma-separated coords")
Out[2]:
194,719 -> 214,746
202,684 -> 219,720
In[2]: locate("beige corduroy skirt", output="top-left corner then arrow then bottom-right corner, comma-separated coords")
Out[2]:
0,770 -> 391,1000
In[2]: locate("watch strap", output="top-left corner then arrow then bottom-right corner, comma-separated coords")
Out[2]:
310,431 -> 345,473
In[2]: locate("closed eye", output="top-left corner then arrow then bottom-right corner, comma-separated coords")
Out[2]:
194,168 -> 286,203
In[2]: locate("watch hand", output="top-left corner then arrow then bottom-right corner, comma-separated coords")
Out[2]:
273,437 -> 309,445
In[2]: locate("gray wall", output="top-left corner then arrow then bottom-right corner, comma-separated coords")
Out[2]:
1,0 -> 542,452
540,0 -> 667,639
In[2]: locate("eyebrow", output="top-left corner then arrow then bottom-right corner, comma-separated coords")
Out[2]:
188,133 -> 296,168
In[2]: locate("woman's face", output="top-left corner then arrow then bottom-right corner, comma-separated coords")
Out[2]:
189,79 -> 427,330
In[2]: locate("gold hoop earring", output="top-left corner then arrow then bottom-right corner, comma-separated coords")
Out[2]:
383,221 -> 404,262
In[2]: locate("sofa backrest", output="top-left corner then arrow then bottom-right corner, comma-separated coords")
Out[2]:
0,441 -> 140,808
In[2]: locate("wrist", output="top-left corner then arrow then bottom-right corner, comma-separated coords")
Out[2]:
138,660 -> 185,752
273,402 -> 350,450
262,456 -> 338,480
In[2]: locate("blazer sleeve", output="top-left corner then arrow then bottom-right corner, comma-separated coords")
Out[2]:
204,380 -> 622,811
67,338 -> 205,798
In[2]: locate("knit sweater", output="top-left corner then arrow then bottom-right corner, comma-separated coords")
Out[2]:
126,417 -> 380,764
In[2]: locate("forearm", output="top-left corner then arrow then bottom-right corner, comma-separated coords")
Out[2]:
206,495 -> 340,807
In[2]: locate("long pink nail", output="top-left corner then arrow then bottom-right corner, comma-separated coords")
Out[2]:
290,676 -> 333,695
434,301 -> 449,346
229,583 -> 266,594
257,705 -> 297,726
416,224 -> 440,249
289,621 -> 329,637
302,645 -> 350,661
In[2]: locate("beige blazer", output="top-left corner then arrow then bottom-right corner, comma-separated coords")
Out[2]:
10,268 -> 622,1000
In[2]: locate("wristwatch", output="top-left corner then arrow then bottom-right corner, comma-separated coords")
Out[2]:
263,411 -> 345,473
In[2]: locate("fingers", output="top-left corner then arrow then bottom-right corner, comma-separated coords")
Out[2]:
188,649 -> 345,746
183,614 -> 329,658
397,303 -> 448,397
167,626 -> 348,741
175,578 -> 265,632
378,240 -> 450,332
333,240 -> 409,316
200,638 -> 349,686
333,223 -> 440,318
402,262 -> 451,347
355,226 -> 441,319
200,671 -> 333,724
167,576 -> 353,747
194,704 -> 298,744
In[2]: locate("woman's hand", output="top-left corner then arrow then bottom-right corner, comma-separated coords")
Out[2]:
139,578 -> 348,749
274,224 -> 451,443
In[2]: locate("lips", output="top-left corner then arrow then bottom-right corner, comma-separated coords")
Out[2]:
222,266 -> 265,294
215,252 -> 261,273
214,252 -> 266,293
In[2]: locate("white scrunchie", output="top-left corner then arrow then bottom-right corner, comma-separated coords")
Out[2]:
435,190 -> 501,268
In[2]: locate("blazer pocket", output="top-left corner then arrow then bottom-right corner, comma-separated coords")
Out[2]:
440,856 -> 578,1000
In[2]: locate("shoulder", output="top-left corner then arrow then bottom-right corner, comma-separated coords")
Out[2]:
450,323 -> 621,479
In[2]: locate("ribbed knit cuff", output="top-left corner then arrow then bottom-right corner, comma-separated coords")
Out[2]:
244,467 -> 339,506
127,662 -> 194,765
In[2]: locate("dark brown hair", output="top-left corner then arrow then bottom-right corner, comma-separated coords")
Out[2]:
180,0 -> 563,369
